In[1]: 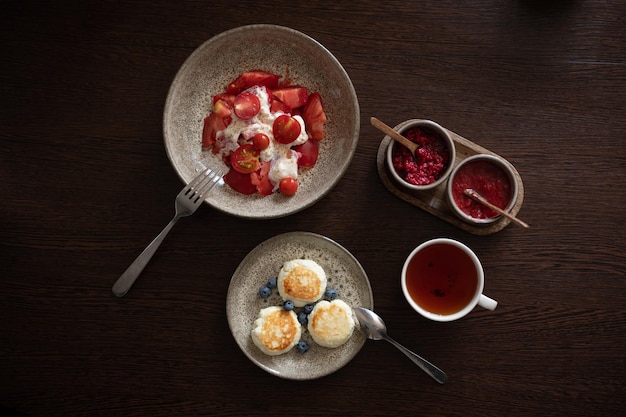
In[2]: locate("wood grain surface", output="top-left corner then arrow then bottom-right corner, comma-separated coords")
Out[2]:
1,1 -> 625,416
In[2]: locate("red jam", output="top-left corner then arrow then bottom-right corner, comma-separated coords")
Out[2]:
391,127 -> 450,186
451,159 -> 512,219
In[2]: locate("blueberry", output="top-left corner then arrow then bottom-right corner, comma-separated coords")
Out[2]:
258,285 -> 272,299
324,288 -> 338,301
267,277 -> 277,289
303,304 -> 314,314
296,341 -> 309,353
297,311 -> 308,325
283,300 -> 294,311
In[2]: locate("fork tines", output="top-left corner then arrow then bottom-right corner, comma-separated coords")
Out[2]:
184,167 -> 223,203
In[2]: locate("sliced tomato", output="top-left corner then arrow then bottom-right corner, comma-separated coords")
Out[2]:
252,133 -> 270,151
202,112 -> 230,149
212,93 -> 235,107
273,86 -> 309,109
270,99 -> 291,114
273,115 -> 301,144
279,177 -> 298,196
212,98 -> 232,119
250,162 -> 273,196
230,144 -> 260,174
293,139 -> 319,168
233,92 -> 260,120
302,92 -> 327,140
226,70 -> 280,95
223,168 -> 257,194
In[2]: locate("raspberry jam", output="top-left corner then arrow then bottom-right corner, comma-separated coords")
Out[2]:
391,126 -> 450,186
451,159 -> 512,219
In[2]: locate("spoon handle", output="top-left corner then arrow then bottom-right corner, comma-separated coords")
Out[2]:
464,188 -> 529,229
385,336 -> 448,384
370,117 -> 418,153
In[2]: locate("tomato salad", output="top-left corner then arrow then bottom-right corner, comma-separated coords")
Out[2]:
202,70 -> 327,196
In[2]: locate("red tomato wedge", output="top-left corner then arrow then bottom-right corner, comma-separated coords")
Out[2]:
233,92 -> 260,120
226,70 -> 280,95
273,86 -> 309,109
212,93 -> 235,107
212,98 -> 232,119
302,92 -> 327,140
250,162 -> 273,196
273,115 -> 301,144
230,144 -> 260,174
293,139 -> 319,168
202,112 -> 230,149
223,169 -> 257,195
270,99 -> 291,114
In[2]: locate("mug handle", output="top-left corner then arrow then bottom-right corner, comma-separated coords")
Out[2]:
478,294 -> 498,311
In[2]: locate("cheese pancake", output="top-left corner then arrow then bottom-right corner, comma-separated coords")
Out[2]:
307,299 -> 355,348
277,259 -> 327,307
251,306 -> 301,356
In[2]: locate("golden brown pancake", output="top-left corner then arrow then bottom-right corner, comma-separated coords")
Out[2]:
251,306 -> 302,356
277,259 -> 327,307
307,299 -> 355,348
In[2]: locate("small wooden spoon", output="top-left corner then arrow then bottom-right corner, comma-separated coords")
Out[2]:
370,117 -> 419,156
464,188 -> 529,229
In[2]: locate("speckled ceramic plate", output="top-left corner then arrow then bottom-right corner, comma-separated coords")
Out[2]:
226,232 -> 373,380
163,25 -> 360,219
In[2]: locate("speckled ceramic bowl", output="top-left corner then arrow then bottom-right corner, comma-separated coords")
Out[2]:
226,231 -> 373,380
446,154 -> 519,226
385,119 -> 455,191
163,25 -> 360,219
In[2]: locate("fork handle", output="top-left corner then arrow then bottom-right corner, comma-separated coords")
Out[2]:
112,215 -> 180,297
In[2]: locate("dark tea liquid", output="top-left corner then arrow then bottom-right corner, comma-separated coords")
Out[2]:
406,243 -> 478,315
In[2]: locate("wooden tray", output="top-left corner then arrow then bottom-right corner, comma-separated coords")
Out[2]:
376,127 -> 525,235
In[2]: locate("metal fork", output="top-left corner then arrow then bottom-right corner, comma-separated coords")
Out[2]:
112,167 -> 223,297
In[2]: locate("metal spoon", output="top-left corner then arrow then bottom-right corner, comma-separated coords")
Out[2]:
354,307 -> 448,384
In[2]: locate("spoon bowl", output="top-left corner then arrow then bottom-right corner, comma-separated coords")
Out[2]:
354,307 -> 448,384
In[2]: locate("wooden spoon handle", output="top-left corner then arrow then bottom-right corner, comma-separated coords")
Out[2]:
464,189 -> 529,229
370,117 -> 418,153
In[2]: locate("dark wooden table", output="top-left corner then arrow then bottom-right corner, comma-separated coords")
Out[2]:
2,1 -> 624,416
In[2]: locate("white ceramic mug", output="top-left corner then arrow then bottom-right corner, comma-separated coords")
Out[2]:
401,238 -> 497,322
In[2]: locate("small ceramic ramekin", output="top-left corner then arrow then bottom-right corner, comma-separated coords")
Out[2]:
446,154 -> 518,226
385,119 -> 455,191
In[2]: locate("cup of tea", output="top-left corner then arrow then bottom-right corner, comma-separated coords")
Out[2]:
401,238 -> 497,322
